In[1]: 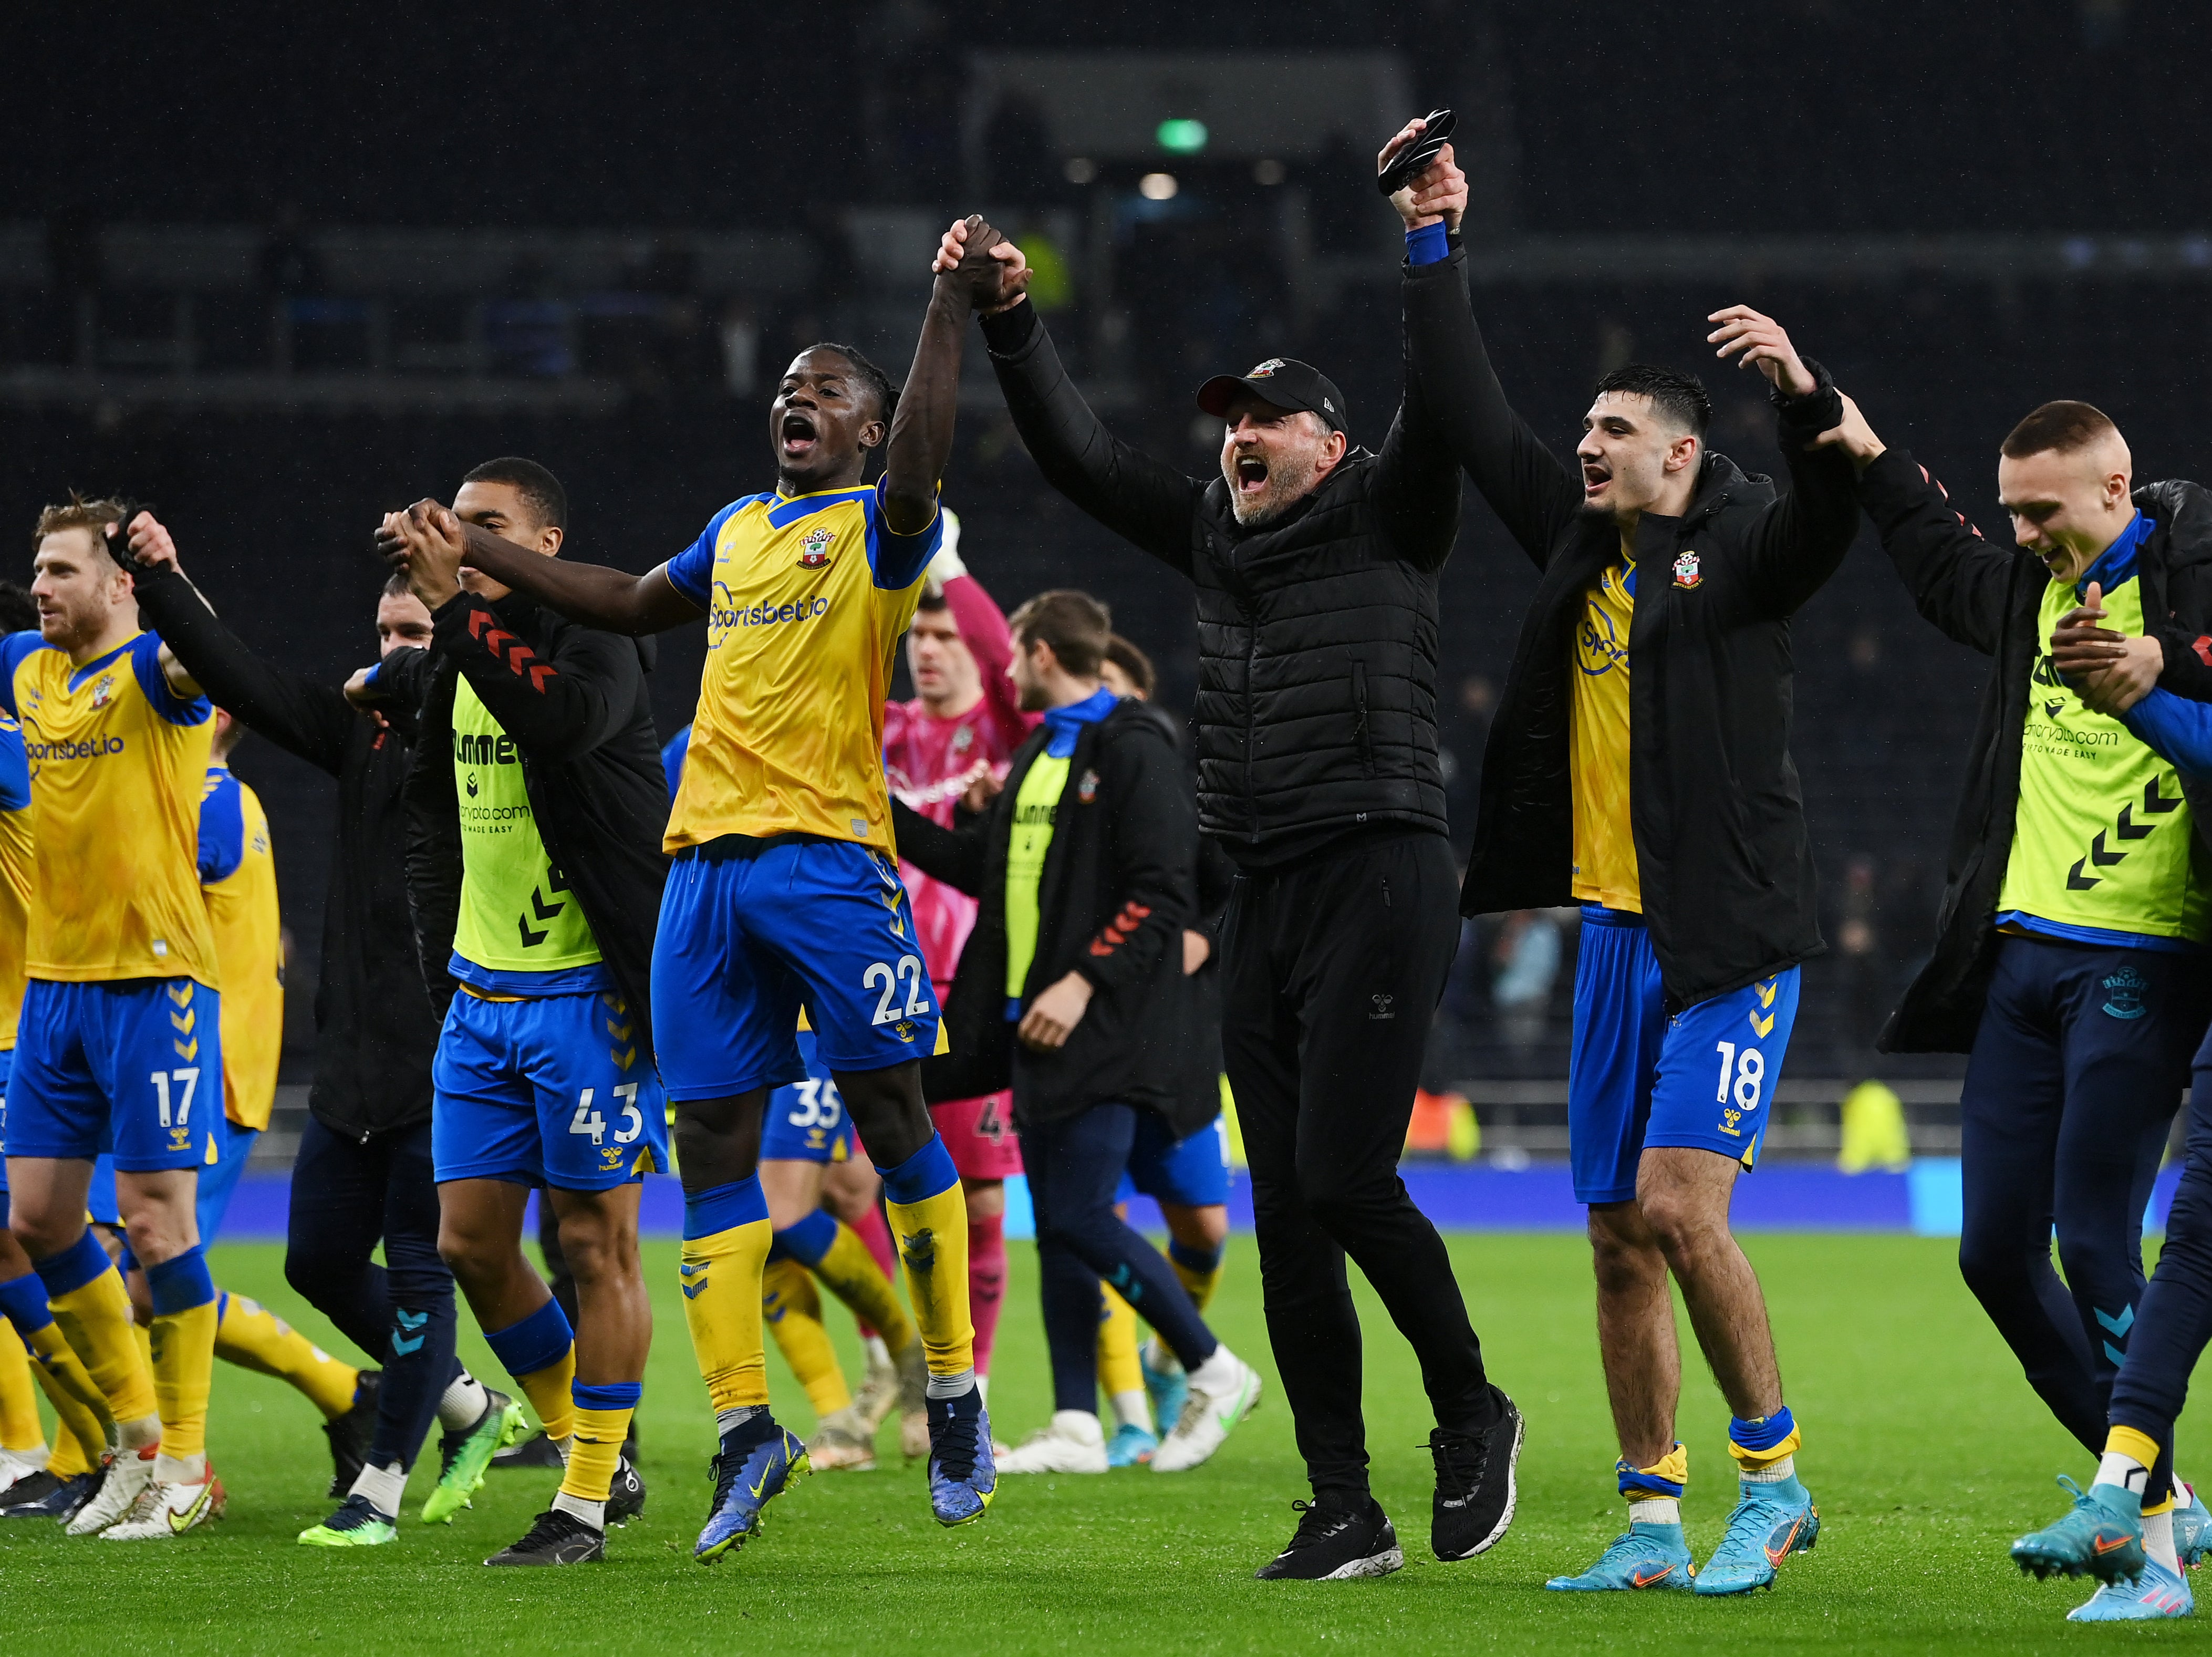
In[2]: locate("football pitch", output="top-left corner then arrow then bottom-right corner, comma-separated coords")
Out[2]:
3,1231 -> 2204,1655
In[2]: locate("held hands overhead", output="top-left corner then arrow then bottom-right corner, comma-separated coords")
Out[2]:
931,215 -> 1029,315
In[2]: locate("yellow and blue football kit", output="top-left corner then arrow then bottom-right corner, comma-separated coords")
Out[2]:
1559,564 -> 1803,1204
0,627 -> 221,1468
658,480 -> 982,1519
0,631 -> 222,1173
186,763 -> 281,1237
0,708 -> 29,1192
430,680 -> 667,1192
654,481 -> 944,1096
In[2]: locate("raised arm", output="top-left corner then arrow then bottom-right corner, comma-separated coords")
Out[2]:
1845,418 -> 2021,657
878,215 -> 1012,535
934,221 -> 1206,574
118,515 -> 356,774
1704,306 -> 1859,615
1371,122 -> 1582,567
1371,122 -> 1477,571
379,506 -> 701,637
383,507 -> 649,762
934,539 -> 1035,751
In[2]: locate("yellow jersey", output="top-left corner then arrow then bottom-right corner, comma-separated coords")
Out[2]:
1569,558 -> 1640,912
0,631 -> 217,986
0,713 -> 31,1048
661,480 -> 941,855
200,765 -> 283,1131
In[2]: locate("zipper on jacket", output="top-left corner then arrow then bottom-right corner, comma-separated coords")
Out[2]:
1353,661 -> 1375,776
1382,875 -> 1391,907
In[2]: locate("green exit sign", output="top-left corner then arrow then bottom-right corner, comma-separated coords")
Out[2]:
1156,119 -> 1208,154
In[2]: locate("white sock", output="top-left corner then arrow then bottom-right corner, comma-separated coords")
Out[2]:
1142,1337 -> 1184,1378
1741,1454 -> 1795,1485
3,1445 -> 49,1475
862,1334 -> 892,1370
438,1371 -> 491,1433
1187,1344 -> 1241,1395
350,1458 -> 407,1520
2145,1506 -> 2179,1572
152,1450 -> 207,1484
1628,1497 -> 1680,1526
2096,1450 -> 2151,1497
715,1405 -> 766,1438
1109,1389 -> 1153,1434
925,1366 -> 977,1402
551,1490 -> 605,1530
1050,1410 -> 1103,1444
976,1372 -> 990,1405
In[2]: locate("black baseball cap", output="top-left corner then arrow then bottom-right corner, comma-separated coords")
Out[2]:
1195,357 -> 1349,436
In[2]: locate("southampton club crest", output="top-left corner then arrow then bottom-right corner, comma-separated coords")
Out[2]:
1672,550 -> 1703,589
89,672 -> 117,710
797,525 -> 836,568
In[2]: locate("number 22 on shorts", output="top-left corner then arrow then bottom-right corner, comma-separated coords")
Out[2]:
864,954 -> 930,1025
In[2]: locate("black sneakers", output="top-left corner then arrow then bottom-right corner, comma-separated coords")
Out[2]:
323,1370 -> 382,1497
607,1455 -> 647,1525
493,1428 -> 568,1469
1255,1498 -> 1405,1580
1429,1386 -> 1524,1560
485,1507 -> 604,1566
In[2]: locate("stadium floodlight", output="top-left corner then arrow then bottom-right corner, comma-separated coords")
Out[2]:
1138,173 -> 1179,201
1155,118 -> 1208,154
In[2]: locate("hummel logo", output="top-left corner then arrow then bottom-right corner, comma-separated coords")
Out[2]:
1369,993 -> 1396,1021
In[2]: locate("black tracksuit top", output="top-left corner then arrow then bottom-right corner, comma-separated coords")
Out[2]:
1860,450 -> 2212,1053
131,565 -> 437,1141
979,249 -> 1484,867
891,699 -> 1203,1132
1428,289 -> 1860,1011
379,591 -> 669,1060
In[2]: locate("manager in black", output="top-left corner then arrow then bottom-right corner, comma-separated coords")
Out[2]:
933,118 -> 1519,1583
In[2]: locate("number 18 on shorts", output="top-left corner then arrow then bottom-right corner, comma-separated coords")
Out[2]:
1567,905 -> 1801,1206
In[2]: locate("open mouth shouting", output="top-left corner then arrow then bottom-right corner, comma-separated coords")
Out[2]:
1234,453 -> 1270,501
781,409 -> 819,461
1582,460 -> 1612,501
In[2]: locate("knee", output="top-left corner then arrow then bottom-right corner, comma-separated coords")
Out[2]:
554,1207 -> 637,1285
283,1239 -> 355,1304
1955,1227 -> 2026,1299
1587,1208 -> 1663,1294
436,1215 -> 499,1282
1634,1181 -> 1722,1266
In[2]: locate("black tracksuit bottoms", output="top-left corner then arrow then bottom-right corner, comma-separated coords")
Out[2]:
1958,936 -> 2212,1504
2109,1024 -> 2212,1503
1221,827 -> 1497,1498
285,1116 -> 459,1472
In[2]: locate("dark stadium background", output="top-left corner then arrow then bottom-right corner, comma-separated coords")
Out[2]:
4,0 -> 2204,1165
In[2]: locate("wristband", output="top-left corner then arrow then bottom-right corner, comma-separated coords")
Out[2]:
1405,221 -> 1449,266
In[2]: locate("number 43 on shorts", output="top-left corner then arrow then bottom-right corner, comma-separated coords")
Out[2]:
568,1083 -> 645,1146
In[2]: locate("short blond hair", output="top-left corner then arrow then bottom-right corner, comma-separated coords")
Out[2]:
34,494 -> 129,560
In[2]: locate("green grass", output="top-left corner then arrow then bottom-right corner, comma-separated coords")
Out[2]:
2,1232 -> 2207,1654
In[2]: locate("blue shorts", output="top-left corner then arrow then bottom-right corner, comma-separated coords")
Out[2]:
653,840 -> 943,1101
0,1046 -> 12,1190
1117,1113 -> 1232,1209
1567,906 -> 1801,1206
760,1030 -> 858,1164
8,978 -> 224,1174
85,1113 -> 258,1241
432,987 -> 670,1190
